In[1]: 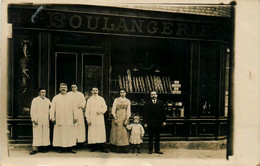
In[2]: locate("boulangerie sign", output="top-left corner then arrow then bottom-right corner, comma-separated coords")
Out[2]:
8,7 -> 231,41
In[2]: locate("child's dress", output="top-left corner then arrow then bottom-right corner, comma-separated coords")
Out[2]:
127,123 -> 145,144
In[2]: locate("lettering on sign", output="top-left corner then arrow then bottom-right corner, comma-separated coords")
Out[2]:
8,9 -> 227,40
47,12 -> 65,28
45,11 -> 211,38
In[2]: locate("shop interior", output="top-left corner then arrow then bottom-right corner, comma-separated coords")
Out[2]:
109,37 -> 191,119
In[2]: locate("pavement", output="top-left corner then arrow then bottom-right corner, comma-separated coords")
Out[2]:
8,146 -> 226,159
2,140 -> 257,166
4,144 -> 227,166
6,141 -> 226,159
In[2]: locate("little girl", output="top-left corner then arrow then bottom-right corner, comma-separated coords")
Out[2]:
126,115 -> 145,153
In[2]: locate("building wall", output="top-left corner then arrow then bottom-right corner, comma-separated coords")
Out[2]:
6,4 -> 231,143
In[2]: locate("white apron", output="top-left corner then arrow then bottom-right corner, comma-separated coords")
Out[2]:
50,94 -> 77,147
85,95 -> 107,144
68,91 -> 86,143
30,96 -> 51,146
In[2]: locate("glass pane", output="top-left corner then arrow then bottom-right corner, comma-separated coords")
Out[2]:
55,52 -> 77,93
199,42 -> 220,117
83,54 -> 103,96
110,38 -> 190,118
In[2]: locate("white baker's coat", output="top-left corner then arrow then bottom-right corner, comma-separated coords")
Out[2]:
50,93 -> 77,147
30,96 -> 51,146
85,95 -> 107,144
68,91 -> 86,143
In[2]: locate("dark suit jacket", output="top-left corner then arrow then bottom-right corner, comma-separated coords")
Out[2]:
144,100 -> 166,127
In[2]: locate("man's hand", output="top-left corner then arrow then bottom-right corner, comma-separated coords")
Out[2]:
96,111 -> 102,115
73,119 -> 77,123
51,119 -> 56,124
114,120 -> 119,126
162,122 -> 166,127
87,121 -> 91,125
33,121 -> 38,125
124,119 -> 128,126
144,124 -> 148,128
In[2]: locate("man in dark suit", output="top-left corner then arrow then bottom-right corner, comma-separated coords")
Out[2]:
144,91 -> 166,154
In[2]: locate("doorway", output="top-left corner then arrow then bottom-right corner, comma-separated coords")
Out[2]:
54,51 -> 103,96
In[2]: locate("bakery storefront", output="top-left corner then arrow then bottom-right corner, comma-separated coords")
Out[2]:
7,4 -> 232,143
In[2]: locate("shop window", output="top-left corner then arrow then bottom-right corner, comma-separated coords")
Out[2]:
82,53 -> 103,96
109,38 -> 190,119
54,52 -> 103,96
199,42 -> 221,117
55,52 -> 77,93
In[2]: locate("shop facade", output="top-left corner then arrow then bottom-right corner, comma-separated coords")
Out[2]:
7,4 -> 232,143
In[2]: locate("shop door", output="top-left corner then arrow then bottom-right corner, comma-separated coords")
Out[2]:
55,52 -> 77,93
54,51 -> 103,96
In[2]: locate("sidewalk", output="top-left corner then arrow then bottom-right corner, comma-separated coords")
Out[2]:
7,141 -> 226,159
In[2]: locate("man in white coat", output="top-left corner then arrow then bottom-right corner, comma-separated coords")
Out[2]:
85,87 -> 109,153
50,83 -> 77,153
68,82 -> 86,144
30,88 -> 51,155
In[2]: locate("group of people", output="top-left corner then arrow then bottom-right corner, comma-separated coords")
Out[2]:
30,82 -> 166,155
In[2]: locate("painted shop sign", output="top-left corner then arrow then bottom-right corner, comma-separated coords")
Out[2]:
8,8 -> 230,41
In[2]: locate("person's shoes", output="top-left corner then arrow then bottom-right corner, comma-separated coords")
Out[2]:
90,148 -> 96,152
148,151 -> 153,154
101,149 -> 109,153
76,143 -> 84,148
58,149 -> 64,153
67,149 -> 76,154
29,150 -> 38,155
40,148 -> 47,153
155,151 -> 163,154
138,148 -> 141,154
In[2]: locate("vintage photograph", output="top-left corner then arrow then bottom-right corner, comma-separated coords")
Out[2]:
1,0 -> 259,166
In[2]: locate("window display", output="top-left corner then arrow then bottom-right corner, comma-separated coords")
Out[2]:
109,38 -> 189,120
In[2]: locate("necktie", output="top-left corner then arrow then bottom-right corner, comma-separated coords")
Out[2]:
153,100 -> 156,104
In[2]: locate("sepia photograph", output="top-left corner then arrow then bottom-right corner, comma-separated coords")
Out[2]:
0,0 -> 259,166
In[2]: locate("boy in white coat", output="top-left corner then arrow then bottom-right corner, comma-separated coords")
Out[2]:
30,88 -> 51,155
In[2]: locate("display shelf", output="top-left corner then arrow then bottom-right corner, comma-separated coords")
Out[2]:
110,68 -> 185,120
110,92 -> 181,95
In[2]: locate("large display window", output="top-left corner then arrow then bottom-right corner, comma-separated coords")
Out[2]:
109,37 -> 191,119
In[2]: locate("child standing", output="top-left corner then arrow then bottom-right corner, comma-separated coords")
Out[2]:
126,115 -> 145,153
